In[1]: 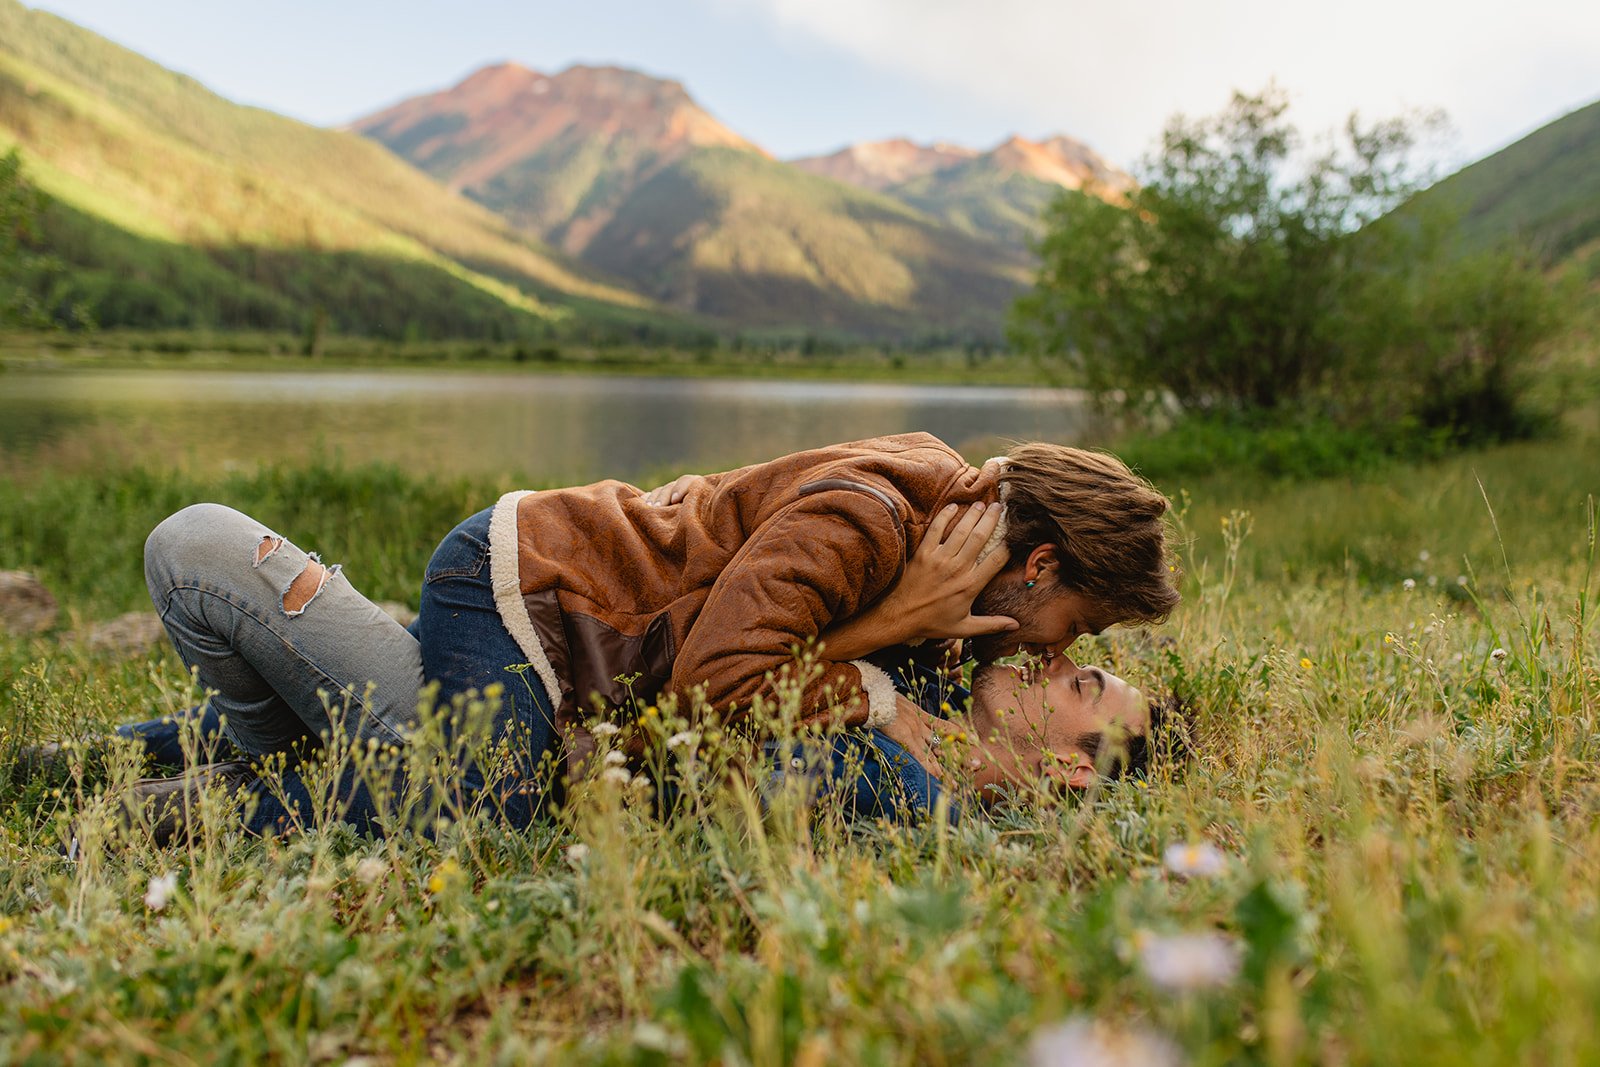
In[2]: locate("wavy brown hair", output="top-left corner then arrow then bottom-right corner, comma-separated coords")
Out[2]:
999,444 -> 1180,625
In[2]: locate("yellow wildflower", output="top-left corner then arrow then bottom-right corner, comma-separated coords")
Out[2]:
428,857 -> 461,895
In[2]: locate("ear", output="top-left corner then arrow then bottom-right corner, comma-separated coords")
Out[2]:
1064,763 -> 1096,789
1041,760 -> 1097,792
1024,544 -> 1059,585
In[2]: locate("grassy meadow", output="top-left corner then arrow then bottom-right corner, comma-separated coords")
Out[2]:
1,422 -> 1597,1065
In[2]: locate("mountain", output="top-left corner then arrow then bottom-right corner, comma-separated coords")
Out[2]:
355,63 -> 763,254
1414,99 -> 1600,278
355,65 -> 1034,338
573,147 -> 1030,336
0,0 -> 665,339
789,138 -> 979,192
793,134 -> 1133,249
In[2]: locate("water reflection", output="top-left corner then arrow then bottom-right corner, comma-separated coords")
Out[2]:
0,368 -> 1100,483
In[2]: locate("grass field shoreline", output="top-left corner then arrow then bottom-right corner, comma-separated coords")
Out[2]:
0,333 -> 1060,389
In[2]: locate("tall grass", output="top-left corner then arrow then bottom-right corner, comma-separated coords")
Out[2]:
0,438 -> 1597,1064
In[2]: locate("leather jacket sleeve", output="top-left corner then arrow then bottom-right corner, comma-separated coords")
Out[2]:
669,486 -> 906,729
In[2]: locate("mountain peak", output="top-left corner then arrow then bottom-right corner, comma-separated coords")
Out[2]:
789,138 -> 978,191
452,61 -> 546,97
791,132 -> 1131,199
986,134 -> 1132,194
353,60 -> 765,252
550,64 -> 689,101
355,60 -> 761,190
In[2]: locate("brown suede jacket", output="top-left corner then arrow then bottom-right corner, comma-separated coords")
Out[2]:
486,432 -> 1001,763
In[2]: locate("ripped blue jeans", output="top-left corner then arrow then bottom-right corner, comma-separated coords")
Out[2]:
137,503 -> 425,834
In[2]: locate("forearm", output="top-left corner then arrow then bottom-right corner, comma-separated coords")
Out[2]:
820,609 -> 915,662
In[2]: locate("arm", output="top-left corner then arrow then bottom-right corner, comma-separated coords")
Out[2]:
670,489 -> 906,730
821,501 -> 1017,661
875,695 -> 949,777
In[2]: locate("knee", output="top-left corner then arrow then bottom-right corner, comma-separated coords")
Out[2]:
144,503 -> 255,581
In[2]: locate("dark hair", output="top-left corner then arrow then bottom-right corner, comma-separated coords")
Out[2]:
1076,688 -> 1195,780
999,444 -> 1181,625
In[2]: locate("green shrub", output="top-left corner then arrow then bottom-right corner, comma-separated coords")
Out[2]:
1011,88 -> 1573,445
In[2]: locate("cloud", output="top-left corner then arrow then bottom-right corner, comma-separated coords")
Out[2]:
713,0 -> 1600,166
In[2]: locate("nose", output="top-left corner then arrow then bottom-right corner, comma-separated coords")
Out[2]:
1044,651 -> 1080,677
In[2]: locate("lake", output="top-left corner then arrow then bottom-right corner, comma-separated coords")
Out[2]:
0,367 -> 1102,484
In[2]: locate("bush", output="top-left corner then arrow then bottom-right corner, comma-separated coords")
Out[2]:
1010,88 -> 1571,443
1113,412 -> 1455,484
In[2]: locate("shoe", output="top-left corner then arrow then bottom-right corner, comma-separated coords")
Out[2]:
12,736 -> 128,782
124,761 -> 258,847
15,741 -> 68,778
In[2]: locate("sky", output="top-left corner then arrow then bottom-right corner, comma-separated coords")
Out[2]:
29,0 -> 1600,172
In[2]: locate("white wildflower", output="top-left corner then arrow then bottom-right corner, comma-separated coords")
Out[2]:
1418,549 -> 1431,562
1402,578 -> 1416,591
144,872 -> 178,912
1137,931 -> 1240,992
1028,1015 -> 1182,1067
353,857 -> 387,884
1456,575 -> 1469,587
601,766 -> 632,786
1491,647 -> 1508,663
1162,841 -> 1228,879
667,730 -> 698,750
631,773 -> 652,790
564,843 -> 589,868
590,721 -> 621,738
603,750 -> 628,767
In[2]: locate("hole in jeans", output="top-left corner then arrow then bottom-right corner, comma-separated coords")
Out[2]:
283,556 -> 337,616
254,535 -> 284,567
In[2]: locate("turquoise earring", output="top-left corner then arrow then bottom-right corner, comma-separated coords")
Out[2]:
1026,580 -> 1036,588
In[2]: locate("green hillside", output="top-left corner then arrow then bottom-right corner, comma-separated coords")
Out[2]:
576,148 -> 1032,338
0,0 -> 668,339
888,161 -> 1068,250
1419,98 -> 1600,277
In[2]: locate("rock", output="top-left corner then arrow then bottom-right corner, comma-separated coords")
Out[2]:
81,611 -> 167,656
376,600 -> 418,627
0,570 -> 57,635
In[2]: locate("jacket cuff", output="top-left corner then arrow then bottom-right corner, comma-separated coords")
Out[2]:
850,659 -> 899,729
974,465 -> 1010,566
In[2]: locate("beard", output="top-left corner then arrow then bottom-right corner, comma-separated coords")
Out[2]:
968,576 -> 1038,664
968,661 -> 1007,712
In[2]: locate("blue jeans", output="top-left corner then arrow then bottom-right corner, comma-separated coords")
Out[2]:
766,732 -> 955,824
130,505 -> 948,830
134,503 -> 554,835
411,506 -> 559,822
